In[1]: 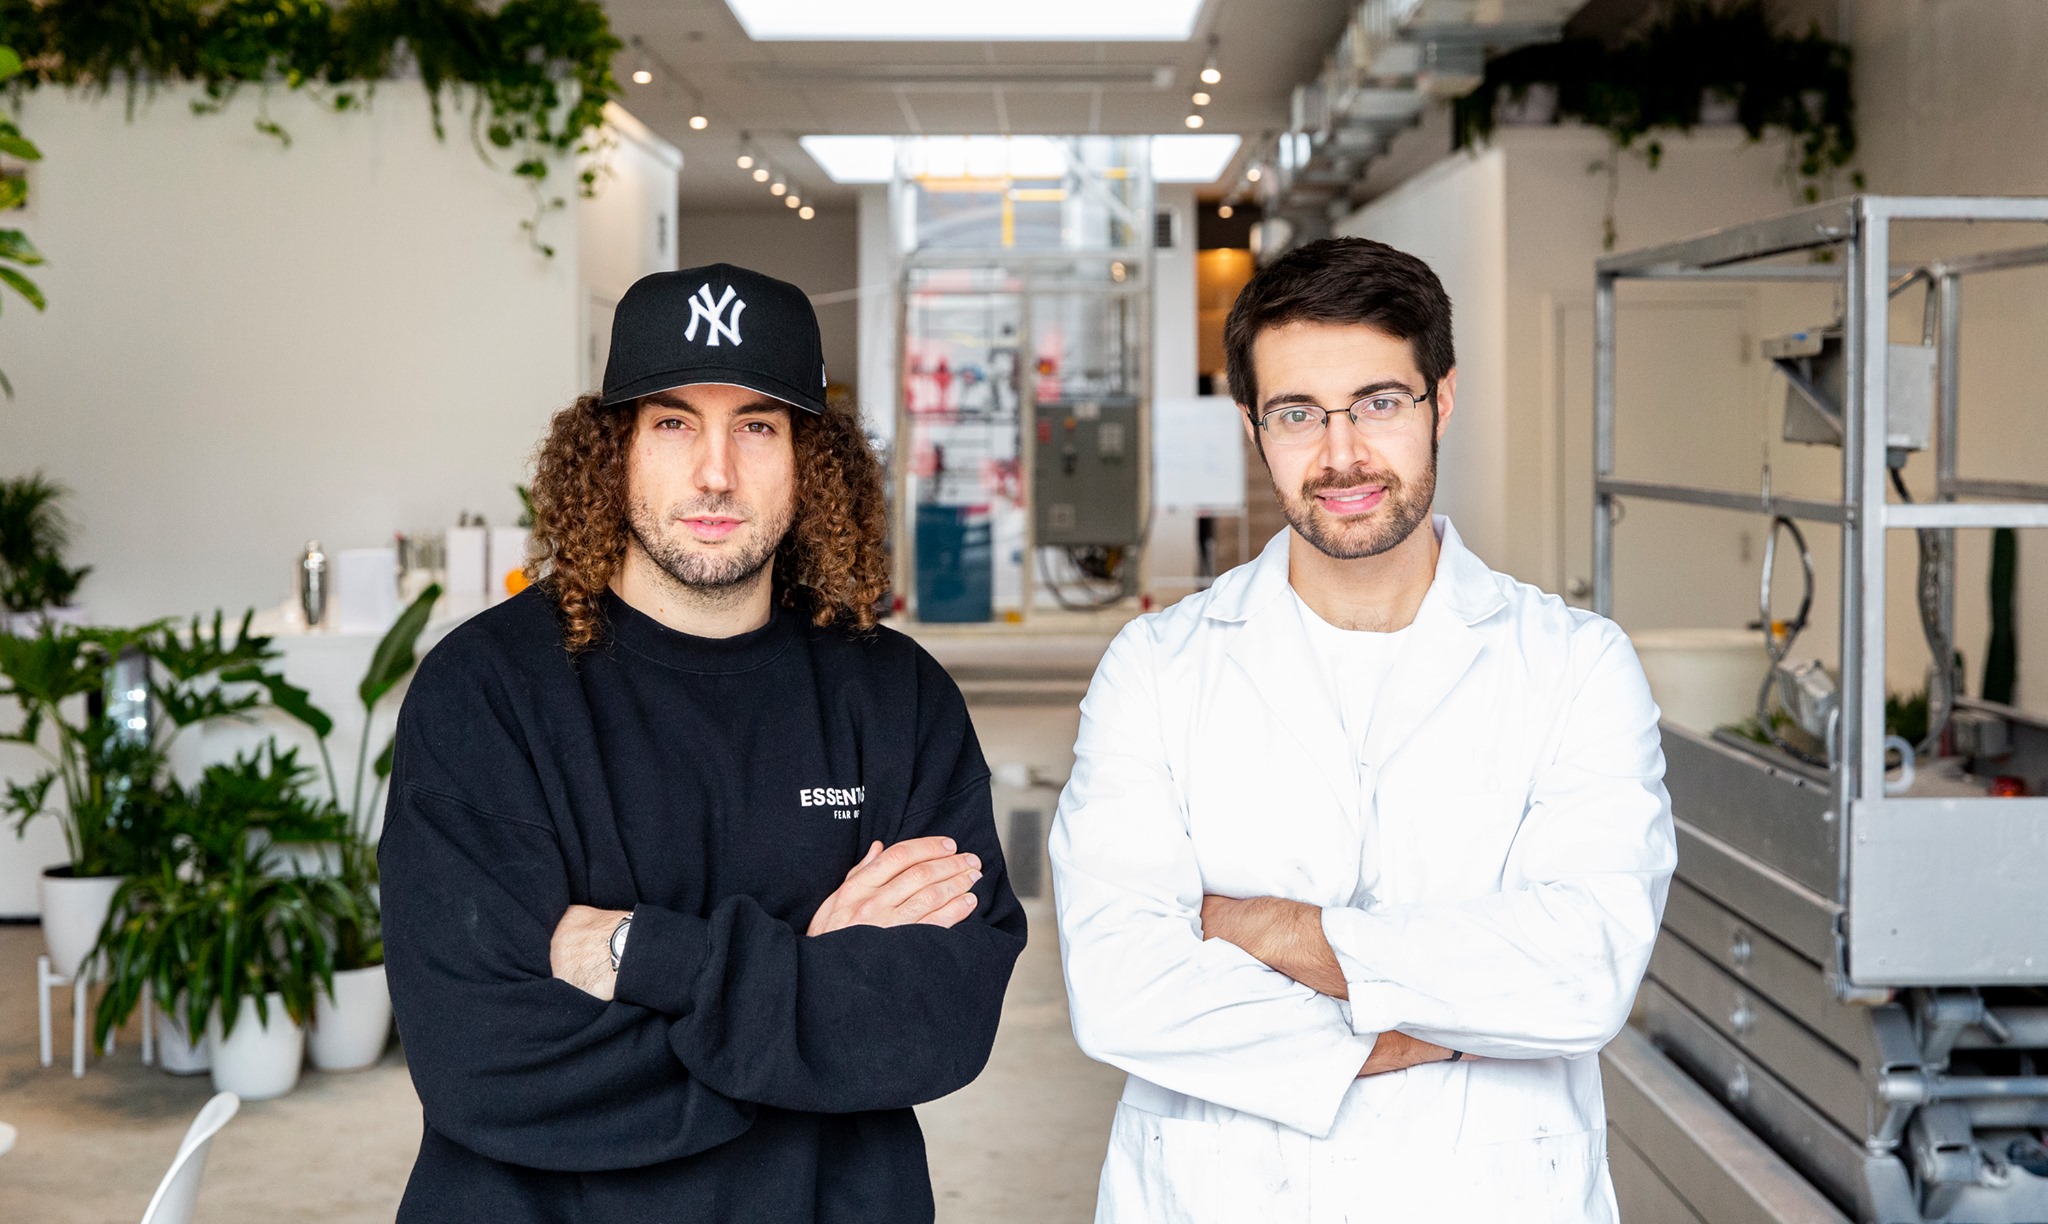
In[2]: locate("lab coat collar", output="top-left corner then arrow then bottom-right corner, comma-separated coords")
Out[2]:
1205,515 -> 1508,630
1217,516 -> 1508,811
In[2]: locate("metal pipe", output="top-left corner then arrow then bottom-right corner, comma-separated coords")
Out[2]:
1593,272 -> 1617,619
1955,477 -> 2048,502
1596,478 -> 1848,524
1889,503 -> 2048,529
1833,213 -> 1866,914
1854,201 -> 1894,829
1936,275 -> 1962,661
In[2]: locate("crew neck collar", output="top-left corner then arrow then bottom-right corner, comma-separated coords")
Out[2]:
600,588 -> 798,675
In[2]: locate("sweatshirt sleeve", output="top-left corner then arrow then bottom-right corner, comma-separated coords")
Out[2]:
1319,622 -> 1677,1059
1049,622 -> 1375,1139
381,779 -> 756,1170
606,644 -> 1028,1114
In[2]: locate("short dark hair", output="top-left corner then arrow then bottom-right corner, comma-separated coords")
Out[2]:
1223,237 -> 1455,415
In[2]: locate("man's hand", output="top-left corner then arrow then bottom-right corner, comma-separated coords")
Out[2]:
808,837 -> 983,936
1359,1029 -> 1460,1077
1200,895 -> 1348,998
552,905 -> 629,1000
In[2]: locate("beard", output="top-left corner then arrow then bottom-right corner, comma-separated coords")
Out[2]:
627,490 -> 794,595
1277,445 -> 1437,562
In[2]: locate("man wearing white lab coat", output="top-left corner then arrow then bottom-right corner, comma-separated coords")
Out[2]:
1051,237 -> 1675,1223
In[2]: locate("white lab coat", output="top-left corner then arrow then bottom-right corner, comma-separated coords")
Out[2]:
1051,518 -> 1675,1223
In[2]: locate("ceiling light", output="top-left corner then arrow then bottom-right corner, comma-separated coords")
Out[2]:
771,180 -> 787,196
690,114 -> 709,130
799,205 -> 816,219
753,166 -> 771,182
1191,91 -> 1211,107
738,152 -> 755,169
1151,133 -> 1241,182
725,0 -> 1203,41
1184,114 -> 1204,129
1218,203 -> 1233,219
1199,34 -> 1221,85
632,69 -> 653,85
786,194 -> 802,208
1246,166 -> 1261,182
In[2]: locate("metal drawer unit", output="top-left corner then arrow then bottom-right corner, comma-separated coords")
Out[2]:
1593,197 -> 2048,1223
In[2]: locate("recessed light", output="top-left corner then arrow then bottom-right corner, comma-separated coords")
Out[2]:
1191,91 -> 1211,106
689,114 -> 709,130
786,194 -> 801,208
1246,166 -> 1261,182
753,167 -> 771,182
1218,204 -> 1234,218
632,69 -> 653,85
738,153 -> 755,169
771,181 -> 787,196
724,0 -> 1204,41
1184,114 -> 1204,129
1200,65 -> 1221,85
799,205 -> 816,219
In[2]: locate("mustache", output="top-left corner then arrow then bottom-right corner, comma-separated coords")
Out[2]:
1299,468 -> 1403,501
671,494 -> 749,519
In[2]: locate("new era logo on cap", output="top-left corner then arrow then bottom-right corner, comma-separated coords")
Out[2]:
600,263 -> 826,414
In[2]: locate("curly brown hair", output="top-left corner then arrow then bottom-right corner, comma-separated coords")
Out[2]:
525,392 -> 890,651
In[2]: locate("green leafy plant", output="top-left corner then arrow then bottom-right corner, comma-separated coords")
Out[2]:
0,0 -> 621,255
1455,0 -> 1860,248
0,43 -> 48,397
0,472 -> 91,613
0,610 -> 294,875
93,816 -> 360,1047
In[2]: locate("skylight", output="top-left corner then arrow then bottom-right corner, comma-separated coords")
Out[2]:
1149,134 -> 1240,182
727,0 -> 1206,41
800,134 -> 1243,185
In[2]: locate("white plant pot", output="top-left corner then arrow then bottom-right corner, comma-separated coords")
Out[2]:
309,964 -> 392,1072
38,867 -> 124,979
154,1001 -> 212,1076
207,994 -> 305,1101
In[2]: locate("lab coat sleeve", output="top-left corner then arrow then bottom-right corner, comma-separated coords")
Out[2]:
1051,621 -> 1375,1139
1319,620 -> 1676,1060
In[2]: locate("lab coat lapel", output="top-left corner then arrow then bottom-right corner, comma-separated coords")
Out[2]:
1359,519 -> 1506,772
1218,532 -> 1358,819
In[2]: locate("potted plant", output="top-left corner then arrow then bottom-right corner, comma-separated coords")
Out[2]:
285,583 -> 441,1072
95,743 -> 357,1091
2,611 -> 302,980
0,473 -> 90,634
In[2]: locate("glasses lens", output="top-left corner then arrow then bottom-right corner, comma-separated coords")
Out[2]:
1353,394 -> 1413,425
1264,407 -> 1324,443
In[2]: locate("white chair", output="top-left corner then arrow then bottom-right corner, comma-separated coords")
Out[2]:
138,1092 -> 240,1224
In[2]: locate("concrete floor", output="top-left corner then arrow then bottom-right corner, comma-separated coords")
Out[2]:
0,693 -> 1125,1223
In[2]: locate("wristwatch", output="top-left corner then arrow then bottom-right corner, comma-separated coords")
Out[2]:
608,914 -> 633,971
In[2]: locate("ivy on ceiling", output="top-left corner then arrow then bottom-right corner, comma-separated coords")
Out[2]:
1454,0 -> 1860,250
0,0 -> 622,256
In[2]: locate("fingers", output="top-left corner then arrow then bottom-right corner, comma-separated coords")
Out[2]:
853,836 -> 960,888
898,865 -> 983,925
914,889 -> 982,929
872,851 -> 982,910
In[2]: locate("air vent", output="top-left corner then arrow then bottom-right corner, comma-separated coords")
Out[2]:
1154,207 -> 1179,250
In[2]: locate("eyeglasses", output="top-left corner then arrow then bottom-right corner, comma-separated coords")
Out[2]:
1255,388 -> 1434,446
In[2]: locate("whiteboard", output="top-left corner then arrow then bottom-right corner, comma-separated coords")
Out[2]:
1152,395 -> 1248,513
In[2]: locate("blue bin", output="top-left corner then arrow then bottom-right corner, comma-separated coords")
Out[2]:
914,504 -> 993,623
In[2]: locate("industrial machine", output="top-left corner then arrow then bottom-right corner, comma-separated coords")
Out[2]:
1593,196 -> 2048,1224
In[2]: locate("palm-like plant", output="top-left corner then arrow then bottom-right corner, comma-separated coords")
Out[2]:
0,473 -> 90,615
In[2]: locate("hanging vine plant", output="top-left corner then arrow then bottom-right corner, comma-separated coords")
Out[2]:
1454,0 -> 1860,249
0,0 -> 621,255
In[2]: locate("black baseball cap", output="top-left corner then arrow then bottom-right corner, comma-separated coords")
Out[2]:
599,263 -> 828,415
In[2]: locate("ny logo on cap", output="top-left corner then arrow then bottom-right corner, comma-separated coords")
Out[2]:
684,283 -> 745,347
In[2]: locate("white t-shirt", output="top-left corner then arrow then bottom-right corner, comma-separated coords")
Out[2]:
1290,587 -> 1412,779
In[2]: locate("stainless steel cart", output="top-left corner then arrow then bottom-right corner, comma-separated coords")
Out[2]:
1592,196 -> 2048,1224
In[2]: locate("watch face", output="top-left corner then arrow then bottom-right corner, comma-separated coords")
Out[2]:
610,917 -> 631,965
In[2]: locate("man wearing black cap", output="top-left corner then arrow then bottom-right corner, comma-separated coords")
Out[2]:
379,264 -> 1026,1223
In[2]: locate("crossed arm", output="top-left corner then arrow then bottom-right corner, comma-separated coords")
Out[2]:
1199,895 -> 1459,1077
552,837 -> 986,998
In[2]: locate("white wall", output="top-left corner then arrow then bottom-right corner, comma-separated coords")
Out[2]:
1334,147 -> 1511,568
0,86 -> 583,626
856,184 -> 900,442
578,106 -> 685,389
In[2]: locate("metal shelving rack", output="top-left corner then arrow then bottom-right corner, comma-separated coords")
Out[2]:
1593,196 -> 2048,1224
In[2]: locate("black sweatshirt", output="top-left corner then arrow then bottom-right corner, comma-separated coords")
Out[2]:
379,588 -> 1027,1223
